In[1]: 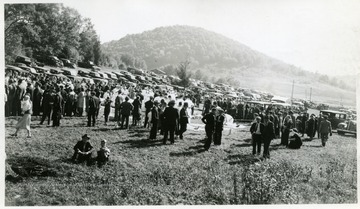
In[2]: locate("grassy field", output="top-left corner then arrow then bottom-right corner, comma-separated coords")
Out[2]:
4,112 -> 357,205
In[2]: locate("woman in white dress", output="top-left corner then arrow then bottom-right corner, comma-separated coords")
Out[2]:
12,95 -> 32,138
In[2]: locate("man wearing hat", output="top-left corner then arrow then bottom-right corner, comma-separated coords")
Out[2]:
319,115 -> 332,147
72,134 -> 94,165
120,97 -> 133,129
162,100 -> 179,144
202,107 -> 217,150
250,116 -> 264,155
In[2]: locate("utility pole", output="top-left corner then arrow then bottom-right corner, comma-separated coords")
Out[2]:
309,87 -> 312,102
290,80 -> 294,106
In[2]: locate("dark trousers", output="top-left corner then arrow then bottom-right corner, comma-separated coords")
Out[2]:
252,134 -> 262,155
214,130 -> 222,145
144,110 -> 150,128
149,120 -> 158,139
104,108 -> 110,123
77,107 -> 83,117
87,110 -> 96,126
52,111 -> 61,127
121,114 -> 129,128
179,122 -> 187,139
281,128 -> 290,146
204,126 -> 214,150
40,107 -> 52,125
263,138 -> 271,158
163,125 -> 175,144
72,151 -> 92,165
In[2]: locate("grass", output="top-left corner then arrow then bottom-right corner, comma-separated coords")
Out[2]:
4,112 -> 357,205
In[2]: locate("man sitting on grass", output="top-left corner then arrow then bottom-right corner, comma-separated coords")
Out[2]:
72,134 -> 94,165
288,128 -> 302,149
97,139 -> 110,167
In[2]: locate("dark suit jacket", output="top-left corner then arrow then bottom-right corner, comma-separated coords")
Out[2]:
74,140 -> 93,152
262,121 -> 276,140
163,106 -> 179,127
120,101 -> 133,116
179,108 -> 188,124
88,96 -> 100,111
250,122 -> 265,135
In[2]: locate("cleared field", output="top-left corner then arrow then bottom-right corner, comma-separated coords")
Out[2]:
4,112 -> 357,205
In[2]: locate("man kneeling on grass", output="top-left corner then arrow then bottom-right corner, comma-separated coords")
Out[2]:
97,139 -> 110,167
72,134 -> 94,165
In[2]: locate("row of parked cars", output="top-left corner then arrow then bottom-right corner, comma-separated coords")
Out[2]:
6,55 -> 178,87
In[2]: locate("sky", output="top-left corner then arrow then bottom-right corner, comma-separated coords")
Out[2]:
7,0 -> 360,76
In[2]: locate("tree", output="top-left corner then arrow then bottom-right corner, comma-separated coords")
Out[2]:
176,60 -> 192,88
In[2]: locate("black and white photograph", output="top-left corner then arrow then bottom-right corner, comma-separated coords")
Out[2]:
2,0 -> 359,206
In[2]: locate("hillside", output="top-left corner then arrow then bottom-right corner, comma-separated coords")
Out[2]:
102,25 -> 356,106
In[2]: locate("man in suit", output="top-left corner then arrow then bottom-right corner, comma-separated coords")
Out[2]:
115,90 -> 123,127
52,87 -> 63,127
32,82 -> 43,116
214,108 -> 225,145
40,88 -> 54,125
262,115 -> 276,158
87,91 -> 100,127
144,96 -> 154,128
72,134 -> 94,165
149,100 -> 160,140
178,102 -> 189,139
162,100 -> 179,144
250,116 -> 264,155
319,115 -> 332,147
202,107 -> 216,151
120,97 -> 133,129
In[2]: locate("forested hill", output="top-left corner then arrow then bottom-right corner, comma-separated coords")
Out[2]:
102,25 -> 270,70
102,25 -> 355,93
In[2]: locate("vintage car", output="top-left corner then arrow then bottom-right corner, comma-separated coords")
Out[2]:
337,119 -> 357,137
320,110 -> 347,129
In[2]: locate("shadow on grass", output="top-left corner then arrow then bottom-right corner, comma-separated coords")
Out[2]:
170,144 -> 206,157
116,139 -> 165,148
226,153 -> 261,166
92,127 -> 114,132
235,143 -> 252,148
303,144 -> 323,148
6,156 -> 70,180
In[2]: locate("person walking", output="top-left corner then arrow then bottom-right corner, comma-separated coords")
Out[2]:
120,97 -> 133,129
162,100 -> 179,144
262,115 -> 275,158
319,115 -> 332,147
12,95 -> 32,138
202,108 -> 216,151
250,116 -> 264,155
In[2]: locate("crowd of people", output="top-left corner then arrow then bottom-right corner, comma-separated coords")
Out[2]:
6,70 -> 334,166
248,109 -> 333,159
